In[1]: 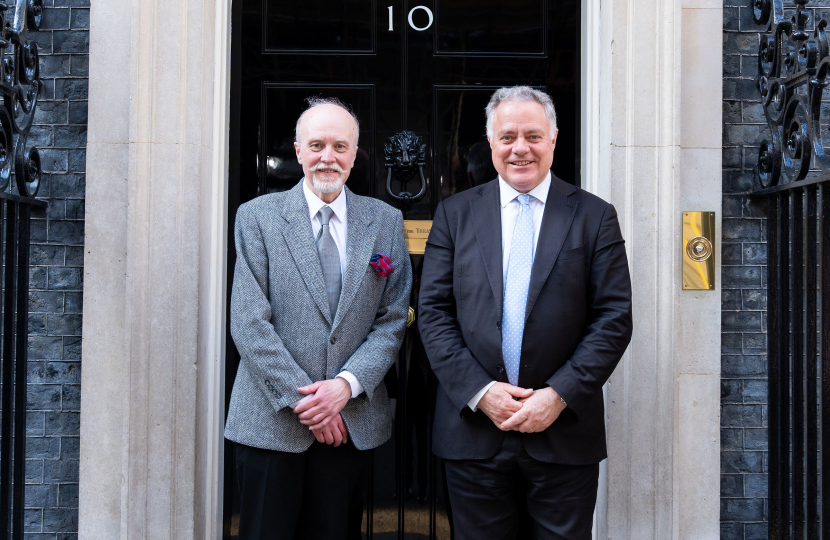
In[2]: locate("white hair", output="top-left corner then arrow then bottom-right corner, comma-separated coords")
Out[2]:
485,86 -> 557,139
295,96 -> 360,143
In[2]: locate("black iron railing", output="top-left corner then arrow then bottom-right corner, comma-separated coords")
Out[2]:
753,0 -> 830,538
0,193 -> 44,540
758,187 -> 829,540
0,0 -> 45,538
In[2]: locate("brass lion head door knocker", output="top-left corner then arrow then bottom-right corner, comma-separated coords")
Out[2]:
384,131 -> 428,213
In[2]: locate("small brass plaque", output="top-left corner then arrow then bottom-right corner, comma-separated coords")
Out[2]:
403,220 -> 432,255
682,211 -> 716,290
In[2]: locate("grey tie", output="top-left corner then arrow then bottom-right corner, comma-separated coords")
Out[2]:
316,206 -> 342,320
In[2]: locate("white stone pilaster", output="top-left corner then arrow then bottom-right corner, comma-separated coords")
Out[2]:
78,0 -> 131,536
595,0 -> 722,537
80,0 -> 226,538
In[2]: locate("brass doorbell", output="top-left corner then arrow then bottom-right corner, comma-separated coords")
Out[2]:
682,211 -> 716,290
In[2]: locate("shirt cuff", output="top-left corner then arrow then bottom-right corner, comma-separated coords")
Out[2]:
337,371 -> 364,398
467,381 -> 497,412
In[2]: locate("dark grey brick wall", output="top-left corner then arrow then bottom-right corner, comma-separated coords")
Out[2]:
723,0 -> 830,533
720,0 -> 810,537
23,0 -> 88,538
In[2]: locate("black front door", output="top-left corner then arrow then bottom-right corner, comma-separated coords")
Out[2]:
226,2 -> 580,538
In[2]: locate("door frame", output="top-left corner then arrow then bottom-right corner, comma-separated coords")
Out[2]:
80,0 -> 724,535
203,0 -> 606,537
204,0 -> 233,538
77,0 -> 721,537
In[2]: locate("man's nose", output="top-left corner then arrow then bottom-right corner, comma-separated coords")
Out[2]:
320,146 -> 336,162
513,136 -> 529,154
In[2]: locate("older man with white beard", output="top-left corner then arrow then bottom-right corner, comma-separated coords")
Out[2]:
225,97 -> 411,540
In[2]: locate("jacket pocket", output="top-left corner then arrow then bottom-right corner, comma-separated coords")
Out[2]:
558,244 -> 586,261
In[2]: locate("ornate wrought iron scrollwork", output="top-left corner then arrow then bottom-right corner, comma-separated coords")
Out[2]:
751,0 -> 830,189
384,131 -> 428,212
0,0 -> 44,198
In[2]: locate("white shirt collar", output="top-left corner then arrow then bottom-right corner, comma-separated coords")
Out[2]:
498,172 -> 551,208
302,179 -> 347,223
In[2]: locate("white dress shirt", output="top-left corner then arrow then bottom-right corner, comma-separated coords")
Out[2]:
467,172 -> 551,411
303,180 -> 348,281
293,181 -> 363,405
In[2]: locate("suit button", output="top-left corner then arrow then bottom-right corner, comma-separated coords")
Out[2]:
497,366 -> 505,374
330,336 -> 336,344
496,320 -> 501,330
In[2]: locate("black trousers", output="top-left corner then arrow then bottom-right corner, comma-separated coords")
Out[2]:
235,441 -> 370,540
443,433 -> 599,540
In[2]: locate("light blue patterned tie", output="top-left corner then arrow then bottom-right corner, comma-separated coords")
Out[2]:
502,194 -> 534,387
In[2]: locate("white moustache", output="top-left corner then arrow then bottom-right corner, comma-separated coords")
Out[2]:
310,162 -> 348,194
310,163 -> 345,173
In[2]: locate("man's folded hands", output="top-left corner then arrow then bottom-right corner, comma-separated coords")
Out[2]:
294,378 -> 352,445
477,382 -> 533,427
310,413 -> 349,446
478,383 -> 566,434
500,387 -> 566,433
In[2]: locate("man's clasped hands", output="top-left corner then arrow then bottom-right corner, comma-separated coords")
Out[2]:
292,379 -> 568,446
292,378 -> 352,447
477,383 -> 567,434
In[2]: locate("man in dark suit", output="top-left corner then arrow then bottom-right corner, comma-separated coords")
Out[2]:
227,97 -> 411,540
418,86 -> 632,539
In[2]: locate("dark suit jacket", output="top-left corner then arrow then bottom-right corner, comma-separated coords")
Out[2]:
418,175 -> 632,464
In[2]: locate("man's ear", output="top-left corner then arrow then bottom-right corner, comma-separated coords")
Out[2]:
551,129 -> 559,148
294,141 -> 302,163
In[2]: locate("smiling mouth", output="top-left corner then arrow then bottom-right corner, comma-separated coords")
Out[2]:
510,161 -> 533,166
317,168 -> 340,174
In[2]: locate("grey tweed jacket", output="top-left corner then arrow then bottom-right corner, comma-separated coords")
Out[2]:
225,181 -> 412,453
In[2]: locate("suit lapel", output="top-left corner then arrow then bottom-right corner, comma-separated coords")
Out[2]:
525,179 -> 578,319
332,189 -> 377,331
280,182 -> 333,324
470,182 -> 504,316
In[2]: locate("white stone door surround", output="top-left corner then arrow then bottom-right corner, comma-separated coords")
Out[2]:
78,0 -> 722,538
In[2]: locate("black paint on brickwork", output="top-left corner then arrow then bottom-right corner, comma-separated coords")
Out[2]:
720,0 -> 830,538
722,2 -> 771,538
19,0 -> 88,538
